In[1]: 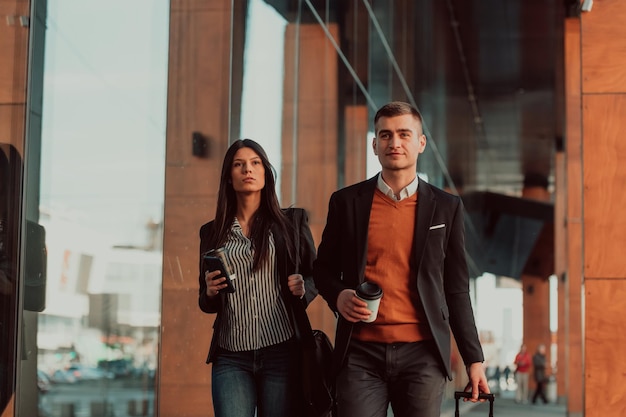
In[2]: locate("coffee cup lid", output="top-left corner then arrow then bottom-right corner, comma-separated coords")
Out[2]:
356,281 -> 383,299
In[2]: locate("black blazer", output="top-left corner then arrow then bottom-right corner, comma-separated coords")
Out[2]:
198,208 -> 317,363
313,176 -> 484,379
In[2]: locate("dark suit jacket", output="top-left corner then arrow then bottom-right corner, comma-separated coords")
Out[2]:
198,208 -> 318,363
313,176 -> 484,380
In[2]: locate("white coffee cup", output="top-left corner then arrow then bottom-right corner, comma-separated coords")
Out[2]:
355,281 -> 383,323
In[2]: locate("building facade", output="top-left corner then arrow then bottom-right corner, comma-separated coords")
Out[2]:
2,1 -> 626,417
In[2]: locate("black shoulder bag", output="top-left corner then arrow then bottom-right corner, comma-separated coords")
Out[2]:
289,208 -> 335,417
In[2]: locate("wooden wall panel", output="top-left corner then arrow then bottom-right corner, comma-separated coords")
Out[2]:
582,95 -> 626,278
580,3 -> 626,416
581,0 -> 626,93
585,280 -> 626,416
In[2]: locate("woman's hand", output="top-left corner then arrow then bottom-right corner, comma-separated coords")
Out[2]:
205,270 -> 228,297
288,274 -> 305,298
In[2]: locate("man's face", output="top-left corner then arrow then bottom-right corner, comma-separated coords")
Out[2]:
373,114 -> 426,173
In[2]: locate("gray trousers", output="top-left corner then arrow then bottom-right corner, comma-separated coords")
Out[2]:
336,339 -> 446,417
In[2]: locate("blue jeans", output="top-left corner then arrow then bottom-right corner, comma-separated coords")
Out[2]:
211,339 -> 298,417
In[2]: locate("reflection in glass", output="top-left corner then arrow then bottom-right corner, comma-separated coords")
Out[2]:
27,1 -> 170,416
240,0 -> 286,199
0,144 -> 22,414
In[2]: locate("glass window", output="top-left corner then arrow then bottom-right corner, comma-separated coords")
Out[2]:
16,1 -> 170,416
1,1 -> 31,414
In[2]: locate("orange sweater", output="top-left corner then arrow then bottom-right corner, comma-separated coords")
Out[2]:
352,189 -> 432,343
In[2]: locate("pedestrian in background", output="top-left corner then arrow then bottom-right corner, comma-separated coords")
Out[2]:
532,344 -> 549,404
514,343 -> 531,403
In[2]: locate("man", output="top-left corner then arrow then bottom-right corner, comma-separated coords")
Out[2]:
313,101 -> 489,417
531,344 -> 549,404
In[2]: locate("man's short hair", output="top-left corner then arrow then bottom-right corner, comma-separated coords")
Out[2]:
374,101 -> 423,125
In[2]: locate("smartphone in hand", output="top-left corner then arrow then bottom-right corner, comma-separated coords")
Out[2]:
203,253 -> 236,293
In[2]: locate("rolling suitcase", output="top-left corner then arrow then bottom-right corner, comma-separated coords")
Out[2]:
454,391 -> 495,417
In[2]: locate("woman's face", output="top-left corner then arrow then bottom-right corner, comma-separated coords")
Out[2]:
230,147 -> 266,195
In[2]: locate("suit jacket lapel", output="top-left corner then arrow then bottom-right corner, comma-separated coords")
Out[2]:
414,178 -> 436,270
354,177 -> 377,282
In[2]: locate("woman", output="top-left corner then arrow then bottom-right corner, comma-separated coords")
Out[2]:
198,139 -> 317,417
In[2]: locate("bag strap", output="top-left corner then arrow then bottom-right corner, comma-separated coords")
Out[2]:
292,208 -> 301,273
287,208 -> 316,347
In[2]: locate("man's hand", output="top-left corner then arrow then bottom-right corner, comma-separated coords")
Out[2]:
463,362 -> 490,402
337,289 -> 371,322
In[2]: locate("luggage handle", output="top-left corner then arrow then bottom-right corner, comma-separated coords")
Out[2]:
454,391 -> 495,417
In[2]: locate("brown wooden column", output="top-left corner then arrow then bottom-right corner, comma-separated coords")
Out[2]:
520,185 -> 552,396
160,1 -> 234,416
580,2 -> 626,416
554,152 -> 567,403
343,105 -> 368,187
0,0 -> 29,155
564,16 -> 583,417
280,22 -> 340,335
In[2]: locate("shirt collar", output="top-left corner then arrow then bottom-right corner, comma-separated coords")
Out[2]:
376,173 -> 418,201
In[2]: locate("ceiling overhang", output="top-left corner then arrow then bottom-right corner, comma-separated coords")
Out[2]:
462,191 -> 554,280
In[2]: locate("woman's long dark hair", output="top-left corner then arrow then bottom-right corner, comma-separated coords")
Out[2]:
209,139 -> 294,271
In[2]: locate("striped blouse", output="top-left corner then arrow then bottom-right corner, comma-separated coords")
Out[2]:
216,218 -> 294,351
